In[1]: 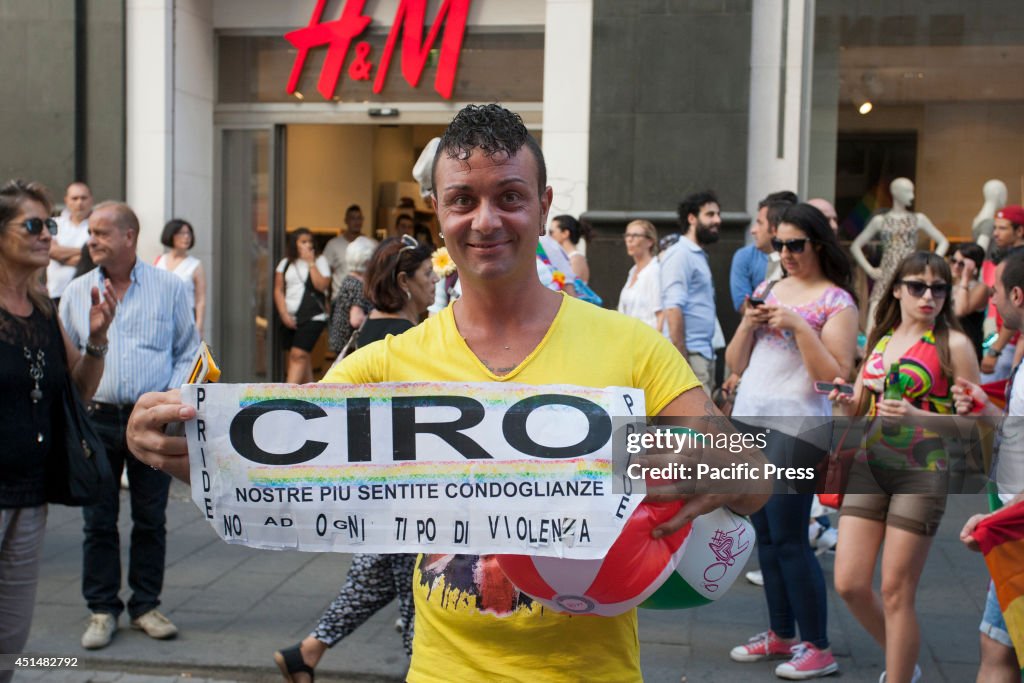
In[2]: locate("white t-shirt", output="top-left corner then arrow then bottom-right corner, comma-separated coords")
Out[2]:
323,234 -> 377,295
996,366 -> 1024,502
617,260 -> 662,329
276,256 -> 331,318
46,211 -> 91,298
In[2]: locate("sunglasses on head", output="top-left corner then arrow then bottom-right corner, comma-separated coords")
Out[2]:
770,238 -> 809,254
13,217 -> 58,236
391,234 -> 419,280
898,280 -> 949,298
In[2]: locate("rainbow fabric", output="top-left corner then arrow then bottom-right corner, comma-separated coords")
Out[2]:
974,502 -> 1024,672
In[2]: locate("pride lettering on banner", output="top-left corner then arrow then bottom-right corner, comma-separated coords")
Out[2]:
184,382 -> 646,558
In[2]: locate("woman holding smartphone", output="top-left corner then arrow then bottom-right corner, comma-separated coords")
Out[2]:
830,251 -> 979,683
724,203 -> 858,680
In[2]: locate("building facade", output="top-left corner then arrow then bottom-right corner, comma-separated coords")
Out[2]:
5,0 -> 1022,380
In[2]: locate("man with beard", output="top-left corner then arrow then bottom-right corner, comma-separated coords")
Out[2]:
661,190 -> 721,394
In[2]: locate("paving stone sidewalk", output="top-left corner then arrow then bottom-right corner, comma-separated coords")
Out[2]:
15,482 -> 992,682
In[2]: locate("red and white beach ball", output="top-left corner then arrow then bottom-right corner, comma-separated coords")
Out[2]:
496,501 -> 691,617
640,506 -> 754,609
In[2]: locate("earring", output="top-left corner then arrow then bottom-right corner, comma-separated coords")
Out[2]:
404,288 -> 412,300
439,231 -> 445,242
539,225 -> 545,236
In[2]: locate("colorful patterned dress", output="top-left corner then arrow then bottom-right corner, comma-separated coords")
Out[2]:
861,328 -> 953,470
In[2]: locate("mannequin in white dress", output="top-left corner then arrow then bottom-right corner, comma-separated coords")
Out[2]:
971,179 -> 1008,256
851,178 -> 949,332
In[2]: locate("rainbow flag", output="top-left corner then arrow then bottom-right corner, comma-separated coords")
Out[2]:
974,502 -> 1024,672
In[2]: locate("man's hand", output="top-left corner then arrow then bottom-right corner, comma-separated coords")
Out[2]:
88,280 -> 117,343
960,512 -> 987,552
952,377 -> 996,417
127,389 -> 195,484
981,353 -> 997,375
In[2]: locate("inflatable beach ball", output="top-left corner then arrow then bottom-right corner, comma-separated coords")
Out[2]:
496,501 -> 691,617
640,506 -> 754,609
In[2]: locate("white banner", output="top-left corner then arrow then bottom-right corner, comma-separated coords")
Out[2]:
184,382 -> 647,558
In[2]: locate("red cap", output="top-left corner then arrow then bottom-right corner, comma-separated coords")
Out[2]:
996,205 -> 1024,225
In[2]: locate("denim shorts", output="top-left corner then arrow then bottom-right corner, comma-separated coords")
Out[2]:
980,581 -> 1013,648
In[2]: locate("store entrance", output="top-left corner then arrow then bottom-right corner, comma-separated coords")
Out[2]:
280,122 -> 446,379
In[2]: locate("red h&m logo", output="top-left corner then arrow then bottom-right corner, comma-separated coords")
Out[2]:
285,0 -> 471,101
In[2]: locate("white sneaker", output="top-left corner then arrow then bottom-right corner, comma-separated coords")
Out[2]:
879,664 -> 922,683
815,527 -> 838,555
745,569 -> 764,586
394,616 -> 405,633
81,613 -> 117,649
131,608 -> 178,640
808,521 -> 823,546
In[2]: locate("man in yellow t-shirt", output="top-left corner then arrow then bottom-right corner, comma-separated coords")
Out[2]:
126,104 -> 769,682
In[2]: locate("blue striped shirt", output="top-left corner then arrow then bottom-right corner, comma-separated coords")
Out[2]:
60,259 -> 199,405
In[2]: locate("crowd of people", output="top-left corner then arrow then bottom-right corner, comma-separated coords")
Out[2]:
1,103 -> 1022,683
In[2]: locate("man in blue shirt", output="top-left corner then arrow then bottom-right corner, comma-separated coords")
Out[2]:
660,190 -> 721,393
60,201 -> 198,650
729,191 -> 798,312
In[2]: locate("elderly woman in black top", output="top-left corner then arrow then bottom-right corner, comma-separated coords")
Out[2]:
0,179 -> 114,675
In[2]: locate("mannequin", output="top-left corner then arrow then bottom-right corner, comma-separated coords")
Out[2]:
971,179 -> 1008,256
851,178 -> 949,331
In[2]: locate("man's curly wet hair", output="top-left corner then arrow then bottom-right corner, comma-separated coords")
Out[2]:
431,104 -> 547,196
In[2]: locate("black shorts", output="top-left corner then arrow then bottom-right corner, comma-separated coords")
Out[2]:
282,320 -> 325,351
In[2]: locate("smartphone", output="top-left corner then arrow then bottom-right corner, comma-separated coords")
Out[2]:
748,297 -> 765,307
813,381 -> 853,395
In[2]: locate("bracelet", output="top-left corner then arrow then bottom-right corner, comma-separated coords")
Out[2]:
85,341 -> 108,358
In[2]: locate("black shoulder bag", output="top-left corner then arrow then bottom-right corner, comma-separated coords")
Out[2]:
46,320 -> 114,506
293,263 -> 328,326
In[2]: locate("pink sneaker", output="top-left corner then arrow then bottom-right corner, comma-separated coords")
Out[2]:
729,630 -> 798,662
774,642 -> 839,680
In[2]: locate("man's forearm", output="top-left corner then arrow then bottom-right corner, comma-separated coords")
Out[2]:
665,308 -> 687,355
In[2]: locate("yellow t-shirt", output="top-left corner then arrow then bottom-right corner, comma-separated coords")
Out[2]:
322,294 -> 701,683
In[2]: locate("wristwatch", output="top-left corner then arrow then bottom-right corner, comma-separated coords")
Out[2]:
986,346 -> 1002,358
85,341 -> 108,358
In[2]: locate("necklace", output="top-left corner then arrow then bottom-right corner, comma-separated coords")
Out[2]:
23,346 -> 45,403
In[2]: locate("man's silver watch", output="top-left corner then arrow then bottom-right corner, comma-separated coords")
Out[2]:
85,341 -> 108,358
986,346 -> 1002,358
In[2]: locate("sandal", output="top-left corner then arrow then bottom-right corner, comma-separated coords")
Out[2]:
274,642 -> 315,683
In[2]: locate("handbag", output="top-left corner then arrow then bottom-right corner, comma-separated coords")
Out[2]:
815,418 -> 857,509
293,264 -> 328,326
338,311 -> 371,359
46,322 -> 114,506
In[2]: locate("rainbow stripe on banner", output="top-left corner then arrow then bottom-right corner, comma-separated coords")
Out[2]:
250,458 -> 611,487
974,502 -> 1024,672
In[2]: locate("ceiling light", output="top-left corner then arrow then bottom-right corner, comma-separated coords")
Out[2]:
858,101 -> 873,115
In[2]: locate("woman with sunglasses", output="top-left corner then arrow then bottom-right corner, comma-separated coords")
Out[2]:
0,180 -> 115,675
274,235 -> 436,683
616,219 -> 662,330
275,228 -> 331,383
949,243 -> 989,362
725,203 -> 858,680
830,252 -> 980,683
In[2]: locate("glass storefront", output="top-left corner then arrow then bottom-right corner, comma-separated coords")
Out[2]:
215,27 -> 544,381
808,1 -> 1024,241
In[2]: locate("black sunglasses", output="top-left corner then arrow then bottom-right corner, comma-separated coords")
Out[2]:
770,238 -> 809,254
898,280 -> 949,298
14,217 -> 59,236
